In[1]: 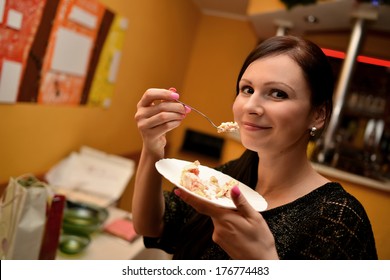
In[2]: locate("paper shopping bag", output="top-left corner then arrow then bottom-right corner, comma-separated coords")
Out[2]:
0,175 -> 51,260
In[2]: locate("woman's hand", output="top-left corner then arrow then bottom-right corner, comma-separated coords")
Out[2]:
174,186 -> 279,259
134,88 -> 189,158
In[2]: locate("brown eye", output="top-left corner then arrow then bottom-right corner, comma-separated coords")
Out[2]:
270,90 -> 288,99
241,86 -> 254,95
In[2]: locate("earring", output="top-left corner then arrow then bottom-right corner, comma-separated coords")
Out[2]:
310,127 -> 317,137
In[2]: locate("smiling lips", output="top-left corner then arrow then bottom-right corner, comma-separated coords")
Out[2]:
241,121 -> 272,130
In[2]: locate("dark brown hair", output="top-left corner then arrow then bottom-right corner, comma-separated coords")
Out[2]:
228,36 -> 335,190
236,35 -> 334,131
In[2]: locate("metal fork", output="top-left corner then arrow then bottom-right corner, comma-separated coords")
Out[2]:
175,99 -> 219,129
174,99 -> 239,133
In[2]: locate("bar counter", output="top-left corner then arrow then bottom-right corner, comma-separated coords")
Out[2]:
312,163 -> 390,193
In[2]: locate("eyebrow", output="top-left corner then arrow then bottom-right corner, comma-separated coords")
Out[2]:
239,78 -> 296,93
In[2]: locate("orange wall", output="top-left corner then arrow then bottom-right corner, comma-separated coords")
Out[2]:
167,15 -> 258,160
247,0 -> 284,14
0,0 -> 200,183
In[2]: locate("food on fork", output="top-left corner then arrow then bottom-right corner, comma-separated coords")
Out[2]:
169,87 -> 238,133
180,160 -> 238,200
217,121 -> 239,133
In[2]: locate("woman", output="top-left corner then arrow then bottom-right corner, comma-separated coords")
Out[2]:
132,35 -> 377,259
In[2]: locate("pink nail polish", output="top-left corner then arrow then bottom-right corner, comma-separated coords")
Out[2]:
231,185 -> 240,198
174,188 -> 181,196
185,105 -> 191,113
169,87 -> 177,92
171,92 -> 180,100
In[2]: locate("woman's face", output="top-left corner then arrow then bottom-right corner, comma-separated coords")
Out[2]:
233,54 -> 319,155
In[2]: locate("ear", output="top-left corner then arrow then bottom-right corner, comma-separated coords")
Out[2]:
310,105 -> 327,130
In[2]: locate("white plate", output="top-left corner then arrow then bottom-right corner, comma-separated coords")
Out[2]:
155,158 -> 267,211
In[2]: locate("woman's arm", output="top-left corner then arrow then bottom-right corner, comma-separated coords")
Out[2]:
132,148 -> 165,237
132,88 -> 188,237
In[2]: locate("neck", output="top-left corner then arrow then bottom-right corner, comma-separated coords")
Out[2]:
255,147 -> 328,209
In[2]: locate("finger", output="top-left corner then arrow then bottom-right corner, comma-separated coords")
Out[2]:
138,88 -> 180,108
138,101 -> 187,119
136,113 -> 185,144
135,95 -> 189,131
230,185 -> 258,218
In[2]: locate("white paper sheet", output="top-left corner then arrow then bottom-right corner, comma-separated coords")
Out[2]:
119,18 -> 129,30
45,146 -> 135,207
6,9 -> 23,30
108,50 -> 121,83
0,60 -> 22,103
0,0 -> 6,24
68,5 -> 98,30
50,27 -> 93,77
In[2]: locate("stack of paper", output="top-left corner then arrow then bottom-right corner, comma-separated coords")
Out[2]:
45,146 -> 135,207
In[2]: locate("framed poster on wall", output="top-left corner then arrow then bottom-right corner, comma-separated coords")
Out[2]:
0,0 -> 127,107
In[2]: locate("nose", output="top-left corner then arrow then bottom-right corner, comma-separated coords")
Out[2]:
244,94 -> 265,116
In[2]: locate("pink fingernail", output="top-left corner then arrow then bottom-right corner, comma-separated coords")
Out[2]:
171,92 -> 180,100
169,87 -> 177,92
185,105 -> 191,113
231,185 -> 240,198
174,189 -> 181,196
